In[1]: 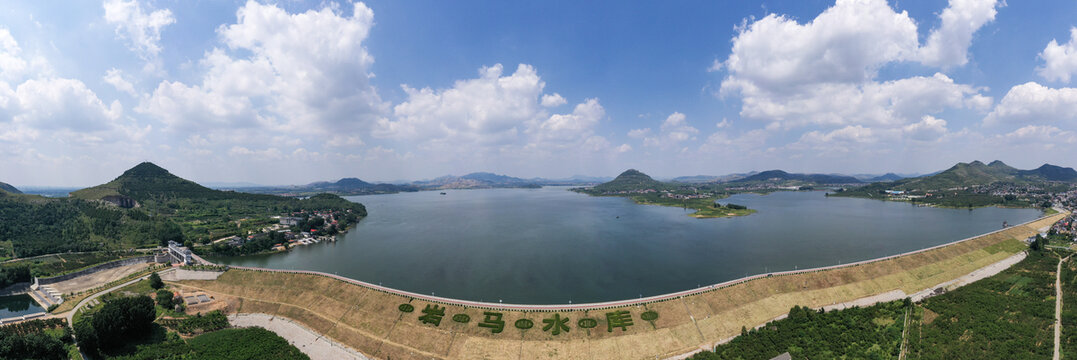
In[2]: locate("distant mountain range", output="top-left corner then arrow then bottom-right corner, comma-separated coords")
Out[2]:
411,172 -> 541,190
731,170 -> 863,185
0,181 -> 21,194
670,172 -> 759,183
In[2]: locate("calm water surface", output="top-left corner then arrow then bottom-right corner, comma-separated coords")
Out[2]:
0,294 -> 44,318
208,187 -> 1042,304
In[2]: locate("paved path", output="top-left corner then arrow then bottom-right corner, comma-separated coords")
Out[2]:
1056,255 -> 1071,360
229,313 -> 370,360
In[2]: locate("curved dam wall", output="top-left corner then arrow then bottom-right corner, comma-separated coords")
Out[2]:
177,213 -> 1065,360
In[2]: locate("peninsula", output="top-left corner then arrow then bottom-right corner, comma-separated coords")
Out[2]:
573,169 -> 755,218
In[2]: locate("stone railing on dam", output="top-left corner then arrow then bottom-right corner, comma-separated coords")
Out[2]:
195,211 -> 1062,312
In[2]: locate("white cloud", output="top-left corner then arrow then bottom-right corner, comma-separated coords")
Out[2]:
381,63 -> 543,144
631,112 -> 700,149
735,73 -> 987,128
228,146 -> 283,159
995,125 -> 1077,145
717,0 -> 994,134
699,129 -> 769,152
902,115 -> 949,141
715,118 -> 731,128
0,29 -> 27,80
917,0 -> 1000,68
627,128 -> 650,139
139,1 -> 387,137
721,0 -> 919,94
103,0 -> 175,66
1037,27 -> 1077,83
103,68 -> 136,96
985,82 -> 1077,125
540,93 -> 566,107
533,98 -> 605,144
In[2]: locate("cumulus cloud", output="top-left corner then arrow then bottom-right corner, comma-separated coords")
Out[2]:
541,93 -> 567,107
918,0 -> 1000,68
379,63 -> 610,151
714,0 -> 996,157
902,115 -> 949,141
0,29 -> 27,80
139,1 -> 387,137
995,125 -> 1077,145
103,68 -> 136,96
1037,28 -> 1077,83
381,64 -> 544,144
0,30 -> 143,148
721,0 -> 919,94
103,0 -> 175,65
634,112 -> 699,148
734,73 -> 987,128
985,82 -> 1077,125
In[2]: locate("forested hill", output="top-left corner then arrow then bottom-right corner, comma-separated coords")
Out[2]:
0,162 -> 366,258
589,169 -> 668,192
0,181 -> 20,194
857,161 -> 1077,192
71,162 -> 285,202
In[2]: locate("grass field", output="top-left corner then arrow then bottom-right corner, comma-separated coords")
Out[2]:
173,213 -> 1066,359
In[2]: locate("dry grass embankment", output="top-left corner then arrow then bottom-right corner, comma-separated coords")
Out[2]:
174,213 -> 1066,360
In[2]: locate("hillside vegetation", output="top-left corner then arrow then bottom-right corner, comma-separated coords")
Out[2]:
834,160 -> 1075,209
0,181 -> 21,194
0,162 -> 365,257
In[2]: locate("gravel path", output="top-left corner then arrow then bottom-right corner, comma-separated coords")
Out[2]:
1055,255 -> 1071,360
228,313 -> 370,360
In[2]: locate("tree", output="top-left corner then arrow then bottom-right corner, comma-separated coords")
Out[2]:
91,296 -> 156,350
73,318 -> 98,354
156,289 -> 174,309
1031,235 -> 1045,251
149,272 -> 164,290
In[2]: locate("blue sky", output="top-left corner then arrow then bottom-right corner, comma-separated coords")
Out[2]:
2,0 -> 1077,186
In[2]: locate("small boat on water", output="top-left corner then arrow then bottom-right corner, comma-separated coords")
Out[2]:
440,192 -> 447,195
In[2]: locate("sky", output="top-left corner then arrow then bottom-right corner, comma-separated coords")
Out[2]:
2,0 -> 1077,186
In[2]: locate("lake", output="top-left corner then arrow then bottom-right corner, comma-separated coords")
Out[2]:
207,187 -> 1043,304
0,294 -> 45,318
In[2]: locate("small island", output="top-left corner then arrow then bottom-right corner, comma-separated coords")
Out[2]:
573,169 -> 755,218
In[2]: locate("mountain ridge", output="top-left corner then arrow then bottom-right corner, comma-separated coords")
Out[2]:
0,181 -> 21,194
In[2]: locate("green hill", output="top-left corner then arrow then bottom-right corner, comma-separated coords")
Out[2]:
857,161 -> 1076,192
834,160 -> 1075,209
0,181 -> 20,194
71,162 -> 285,203
590,169 -> 667,193
1,162 -> 366,257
